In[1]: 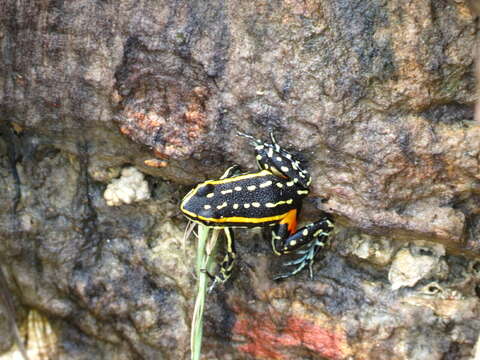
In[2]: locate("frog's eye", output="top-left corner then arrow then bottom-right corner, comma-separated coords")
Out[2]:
196,183 -> 214,197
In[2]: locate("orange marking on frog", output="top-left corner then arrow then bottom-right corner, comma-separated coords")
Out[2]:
280,208 -> 297,235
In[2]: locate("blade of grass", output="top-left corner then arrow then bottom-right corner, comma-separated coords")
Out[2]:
195,225 -> 209,278
183,221 -> 196,262
191,225 -> 220,360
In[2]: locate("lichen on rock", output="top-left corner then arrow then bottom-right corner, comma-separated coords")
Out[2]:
388,242 -> 449,290
103,167 -> 150,206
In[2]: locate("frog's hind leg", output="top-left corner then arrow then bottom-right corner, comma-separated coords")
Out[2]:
271,209 -> 298,255
279,216 -> 333,253
274,237 -> 324,280
274,216 -> 334,280
209,228 -> 236,291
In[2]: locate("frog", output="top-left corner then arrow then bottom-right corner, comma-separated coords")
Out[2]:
180,132 -> 334,286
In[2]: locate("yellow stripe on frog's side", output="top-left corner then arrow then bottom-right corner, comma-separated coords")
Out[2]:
181,206 -> 289,225
180,188 -> 197,213
206,169 -> 273,185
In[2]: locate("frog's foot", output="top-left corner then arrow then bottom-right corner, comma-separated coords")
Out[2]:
208,270 -> 231,293
208,256 -> 236,293
273,237 -> 326,281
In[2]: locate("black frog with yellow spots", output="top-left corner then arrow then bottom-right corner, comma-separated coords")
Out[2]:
181,132 -> 333,283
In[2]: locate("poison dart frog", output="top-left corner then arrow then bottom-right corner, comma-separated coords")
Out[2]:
180,132 -> 333,286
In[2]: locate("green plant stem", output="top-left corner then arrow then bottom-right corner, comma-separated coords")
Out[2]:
191,225 -> 220,360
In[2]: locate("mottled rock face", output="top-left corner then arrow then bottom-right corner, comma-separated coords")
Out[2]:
1,0 -> 480,359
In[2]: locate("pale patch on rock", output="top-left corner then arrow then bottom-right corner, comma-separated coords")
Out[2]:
388,242 -> 448,290
474,334 -> 480,360
89,166 -> 121,183
349,234 -> 397,267
103,167 -> 150,206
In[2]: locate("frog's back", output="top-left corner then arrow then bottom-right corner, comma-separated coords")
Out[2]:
181,170 -> 307,228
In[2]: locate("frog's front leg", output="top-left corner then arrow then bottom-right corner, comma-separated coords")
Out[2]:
220,165 -> 243,179
272,216 -> 334,280
209,228 -> 236,292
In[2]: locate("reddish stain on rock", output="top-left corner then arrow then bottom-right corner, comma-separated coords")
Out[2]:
114,39 -> 215,160
233,310 -> 346,360
117,84 -> 210,159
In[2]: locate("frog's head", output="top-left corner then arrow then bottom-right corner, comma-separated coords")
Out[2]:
180,182 -> 216,224
238,131 -> 311,189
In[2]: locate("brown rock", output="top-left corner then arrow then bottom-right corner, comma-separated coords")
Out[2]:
1,1 -> 480,359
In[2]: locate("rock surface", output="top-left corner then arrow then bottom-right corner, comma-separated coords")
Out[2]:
1,0 -> 480,359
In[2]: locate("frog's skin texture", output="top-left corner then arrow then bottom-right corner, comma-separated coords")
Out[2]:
180,132 -> 334,283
